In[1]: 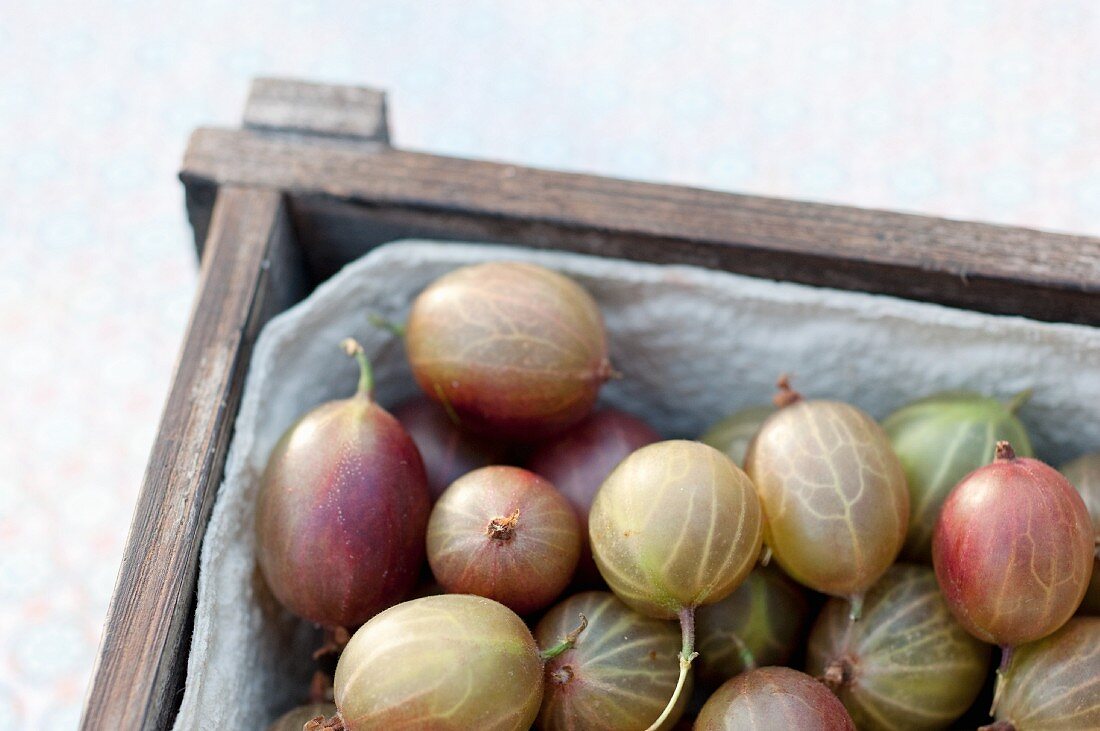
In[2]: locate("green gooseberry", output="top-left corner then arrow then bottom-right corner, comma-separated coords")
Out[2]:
807,564 -> 990,730
535,591 -> 688,730
329,595 -> 544,730
745,377 -> 908,619
699,405 -> 775,467
984,617 -> 1100,730
1061,452 -> 1100,615
694,565 -> 810,688
883,390 -> 1032,563
589,440 -> 764,731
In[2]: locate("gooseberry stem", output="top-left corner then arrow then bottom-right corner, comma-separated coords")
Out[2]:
837,593 -> 864,653
822,657 -> 853,689
368,313 -> 406,337
1004,389 -> 1032,414
644,606 -> 698,731
990,645 -> 1014,717
341,338 -> 374,397
731,633 -> 756,671
848,593 -> 865,622
758,545 -> 773,567
539,614 -> 588,661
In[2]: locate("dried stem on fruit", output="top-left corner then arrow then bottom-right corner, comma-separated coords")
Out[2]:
485,510 -> 520,541
773,374 -> 803,408
538,613 -> 589,661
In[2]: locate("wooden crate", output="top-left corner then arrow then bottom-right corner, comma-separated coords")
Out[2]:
81,77 -> 1100,730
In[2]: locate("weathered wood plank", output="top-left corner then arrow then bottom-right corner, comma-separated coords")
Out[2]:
182,126 -> 1100,324
243,77 -> 390,142
185,79 -> 390,257
81,187 -> 307,731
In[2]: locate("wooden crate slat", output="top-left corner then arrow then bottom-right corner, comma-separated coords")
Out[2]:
81,187 -> 307,731
243,77 -> 390,142
181,126 -> 1100,324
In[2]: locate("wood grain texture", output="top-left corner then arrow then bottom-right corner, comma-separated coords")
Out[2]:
243,77 -> 390,142
81,187 -> 307,731
182,125 -> 1100,324
186,79 -> 390,258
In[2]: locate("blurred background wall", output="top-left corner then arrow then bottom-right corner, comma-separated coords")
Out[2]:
1,1 -> 1098,726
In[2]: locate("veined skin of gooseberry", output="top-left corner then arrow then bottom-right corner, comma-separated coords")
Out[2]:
933,452 -> 1093,647
426,466 -> 581,615
991,617 -> 1100,730
745,400 -> 909,600
333,595 -> 543,730
1061,453 -> 1100,615
807,564 -> 990,731
393,396 -> 507,500
405,262 -> 612,441
535,591 -> 687,731
589,440 -> 764,619
884,391 -> 1033,563
526,408 -> 661,585
695,565 -> 810,688
255,398 -> 430,628
694,666 -> 856,730
699,405 -> 775,467
268,703 -> 337,731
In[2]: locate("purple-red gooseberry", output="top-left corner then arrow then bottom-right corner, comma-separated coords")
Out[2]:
933,441 -> 1093,714
694,666 -> 855,730
426,466 -> 581,614
255,339 -> 430,629
393,395 -> 507,500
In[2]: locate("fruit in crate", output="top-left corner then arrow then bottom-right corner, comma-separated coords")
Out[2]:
806,564 -> 990,730
254,339 -> 430,628
589,439 -> 763,730
883,389 -> 1033,562
982,617 -> 1100,730
699,404 -> 775,467
694,564 -> 810,688
1060,452 -> 1100,615
933,441 -> 1093,713
325,595 -> 545,730
744,376 -> 909,619
694,666 -> 856,730
426,465 -> 581,615
405,262 -> 614,440
534,591 -> 688,730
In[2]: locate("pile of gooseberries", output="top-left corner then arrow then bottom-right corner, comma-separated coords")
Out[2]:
255,261 -> 1099,730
